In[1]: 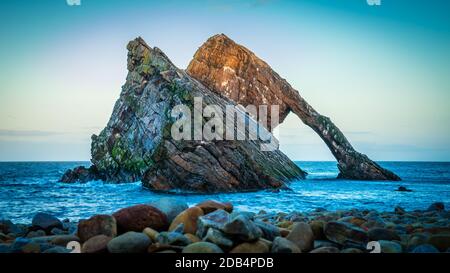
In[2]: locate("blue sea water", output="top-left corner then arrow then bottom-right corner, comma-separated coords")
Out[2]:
0,161 -> 449,223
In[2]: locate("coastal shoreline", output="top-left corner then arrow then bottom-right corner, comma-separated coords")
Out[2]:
0,199 -> 448,254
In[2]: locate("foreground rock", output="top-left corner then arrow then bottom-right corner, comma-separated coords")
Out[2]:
187,34 -> 400,181
107,232 -> 151,253
77,214 -> 117,242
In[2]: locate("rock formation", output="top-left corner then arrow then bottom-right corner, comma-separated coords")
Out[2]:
61,37 -> 306,192
187,34 -> 401,181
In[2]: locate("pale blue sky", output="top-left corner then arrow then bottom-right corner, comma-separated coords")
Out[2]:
0,0 -> 449,161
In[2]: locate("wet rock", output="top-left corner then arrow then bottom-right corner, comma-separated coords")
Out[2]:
107,231 -> 151,253
271,237 -> 301,253
286,222 -> 314,252
0,220 -> 21,235
428,234 -> 450,251
31,213 -> 63,232
324,221 -> 368,245
149,198 -> 188,223
82,235 -> 111,253
113,204 -> 168,232
253,220 -> 280,241
396,186 -> 412,192
223,215 -> 262,242
411,244 -> 440,253
427,202 -> 445,212
60,165 -> 104,183
26,230 -> 46,238
230,240 -> 269,253
195,200 -> 233,214
0,243 -> 11,253
169,207 -> 204,234
156,232 -> 191,246
203,228 -> 233,250
368,228 -> 400,241
310,246 -> 340,253
50,227 -> 66,235
197,209 -> 231,237
182,242 -> 224,253
379,240 -> 403,253
77,214 -> 117,242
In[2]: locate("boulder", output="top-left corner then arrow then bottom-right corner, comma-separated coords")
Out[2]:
203,228 -> 233,250
196,209 -> 230,237
230,240 -> 269,253
149,198 -> 188,223
156,232 -> 191,246
113,204 -> 168,232
82,235 -> 112,253
77,214 -> 117,242
411,244 -> 440,253
31,213 -> 62,232
253,220 -> 280,241
107,231 -> 151,253
169,206 -> 204,234
286,222 -> 314,252
195,200 -> 233,214
61,36 -> 306,192
324,221 -> 368,245
223,215 -> 262,241
271,237 -> 301,253
60,165 -> 104,183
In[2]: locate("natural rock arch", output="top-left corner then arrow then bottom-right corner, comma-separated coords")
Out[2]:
186,34 -> 400,181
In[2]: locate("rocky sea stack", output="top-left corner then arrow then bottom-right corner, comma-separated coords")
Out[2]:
187,34 -> 400,181
61,37 -> 305,192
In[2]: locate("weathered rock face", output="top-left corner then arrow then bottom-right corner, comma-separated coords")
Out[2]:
187,34 -> 401,181
62,37 -> 305,192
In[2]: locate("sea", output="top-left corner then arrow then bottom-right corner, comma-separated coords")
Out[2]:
0,161 -> 449,223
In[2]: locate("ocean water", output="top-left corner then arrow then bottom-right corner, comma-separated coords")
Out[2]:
0,161 -> 449,223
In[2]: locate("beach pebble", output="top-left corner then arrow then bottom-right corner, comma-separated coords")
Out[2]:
107,231 -> 151,253
379,240 -> 403,253
411,244 -> 440,253
143,227 -> 159,242
182,242 -> 223,253
169,206 -> 203,234
310,246 -> 340,253
230,240 -> 269,253
286,222 -> 314,252
254,220 -> 280,241
223,214 -> 262,242
428,234 -> 450,251
77,214 -> 117,242
156,231 -> 191,246
368,228 -> 400,241
82,235 -> 111,253
197,209 -> 231,238
427,202 -> 445,212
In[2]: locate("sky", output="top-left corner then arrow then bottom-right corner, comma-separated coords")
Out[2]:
0,0 -> 449,162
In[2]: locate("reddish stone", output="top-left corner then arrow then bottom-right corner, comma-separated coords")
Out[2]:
113,204 -> 168,233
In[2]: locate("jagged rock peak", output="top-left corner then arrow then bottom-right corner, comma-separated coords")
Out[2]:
61,37 -> 306,192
